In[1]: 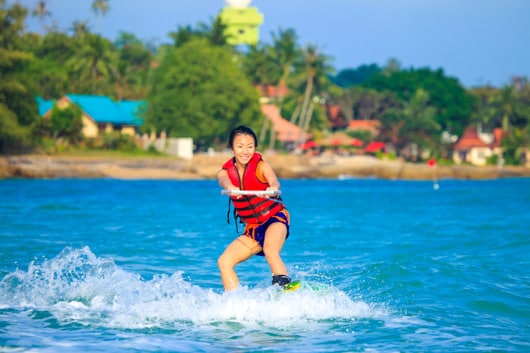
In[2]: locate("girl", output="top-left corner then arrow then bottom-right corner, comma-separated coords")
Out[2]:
217,125 -> 292,291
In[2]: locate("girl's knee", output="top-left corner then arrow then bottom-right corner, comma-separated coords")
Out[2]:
218,252 -> 238,271
217,253 -> 230,270
262,246 -> 280,260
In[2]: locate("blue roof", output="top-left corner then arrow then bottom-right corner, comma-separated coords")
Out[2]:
36,96 -> 55,116
117,100 -> 145,125
66,94 -> 143,126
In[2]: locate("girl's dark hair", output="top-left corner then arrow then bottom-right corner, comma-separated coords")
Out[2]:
227,125 -> 258,148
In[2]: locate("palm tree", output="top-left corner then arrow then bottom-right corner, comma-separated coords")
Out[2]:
32,1 -> 51,32
70,20 -> 90,38
91,0 -> 110,34
264,28 -> 300,149
67,33 -> 118,94
270,28 -> 299,98
114,32 -> 153,99
295,44 -> 333,143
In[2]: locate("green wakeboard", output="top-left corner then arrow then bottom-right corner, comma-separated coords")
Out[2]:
282,280 -> 301,292
281,280 -> 331,293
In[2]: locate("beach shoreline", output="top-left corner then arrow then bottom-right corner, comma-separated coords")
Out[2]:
1,153 -> 529,180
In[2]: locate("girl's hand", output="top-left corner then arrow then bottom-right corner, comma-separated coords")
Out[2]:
227,187 -> 243,198
266,187 -> 279,197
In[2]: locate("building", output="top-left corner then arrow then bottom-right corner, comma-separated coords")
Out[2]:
452,126 -> 504,166
347,120 -> 381,137
219,0 -> 263,45
260,103 -> 309,144
38,94 -> 144,138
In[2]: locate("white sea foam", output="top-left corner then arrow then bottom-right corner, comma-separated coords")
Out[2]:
0,246 -> 382,330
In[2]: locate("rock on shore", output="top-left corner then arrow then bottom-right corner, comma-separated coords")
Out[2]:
1,154 -> 529,180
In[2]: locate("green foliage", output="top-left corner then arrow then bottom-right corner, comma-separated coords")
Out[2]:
66,33 -> 118,95
0,103 -> 32,152
2,0 -> 530,160
331,64 -> 381,88
241,44 -> 280,86
48,104 -> 83,143
24,31 -> 78,99
101,132 -> 138,152
169,16 -> 229,48
486,154 -> 499,166
114,32 -> 153,99
363,68 -> 474,135
502,126 -> 529,165
144,38 -> 262,150
346,129 -> 373,144
0,0 -> 39,153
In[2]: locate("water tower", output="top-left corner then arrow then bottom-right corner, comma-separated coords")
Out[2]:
219,0 -> 263,45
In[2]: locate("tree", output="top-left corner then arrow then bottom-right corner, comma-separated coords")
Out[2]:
25,31 -> 78,99
0,0 -> 38,152
144,38 -> 262,150
469,86 -> 499,129
240,44 -> 278,86
169,17 -> 229,48
48,104 -> 83,143
205,16 -> 229,46
350,87 -> 399,121
291,44 -> 334,141
114,32 -> 153,99
270,28 -> 299,90
241,28 -> 300,148
331,64 -> 381,88
70,20 -> 90,38
380,88 -> 440,159
32,1 -> 51,32
364,67 -> 473,136
91,0 -> 110,34
66,33 -> 118,95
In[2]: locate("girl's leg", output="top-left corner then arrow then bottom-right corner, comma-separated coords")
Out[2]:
218,236 -> 261,291
262,222 -> 288,277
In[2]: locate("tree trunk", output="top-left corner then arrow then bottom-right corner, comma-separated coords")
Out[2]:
297,73 -> 314,144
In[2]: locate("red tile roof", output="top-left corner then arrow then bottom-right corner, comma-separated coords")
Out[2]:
348,120 -> 381,135
492,128 -> 505,148
453,126 -> 490,150
261,104 -> 309,143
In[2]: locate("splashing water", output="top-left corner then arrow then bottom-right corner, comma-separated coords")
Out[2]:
0,247 -> 380,331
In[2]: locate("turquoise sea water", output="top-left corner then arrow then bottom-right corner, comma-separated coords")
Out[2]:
0,177 -> 529,352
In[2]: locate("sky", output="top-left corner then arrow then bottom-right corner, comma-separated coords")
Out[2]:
11,0 -> 530,88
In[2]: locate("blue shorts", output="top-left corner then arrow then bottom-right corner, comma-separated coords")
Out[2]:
243,209 -> 290,256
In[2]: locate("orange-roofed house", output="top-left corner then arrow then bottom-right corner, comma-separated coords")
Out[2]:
347,120 -> 381,137
452,126 -> 505,166
260,104 -> 309,144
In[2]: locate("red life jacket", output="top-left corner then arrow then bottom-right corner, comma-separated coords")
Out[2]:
222,152 -> 284,224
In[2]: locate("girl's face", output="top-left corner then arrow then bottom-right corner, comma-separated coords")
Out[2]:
231,133 -> 256,167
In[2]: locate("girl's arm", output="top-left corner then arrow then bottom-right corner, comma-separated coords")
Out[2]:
259,161 -> 281,192
217,169 -> 238,190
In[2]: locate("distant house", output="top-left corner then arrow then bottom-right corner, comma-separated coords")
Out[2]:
256,83 -> 311,147
452,126 -> 504,166
38,94 -> 144,138
260,103 -> 309,144
36,96 -> 54,116
347,120 -> 381,137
